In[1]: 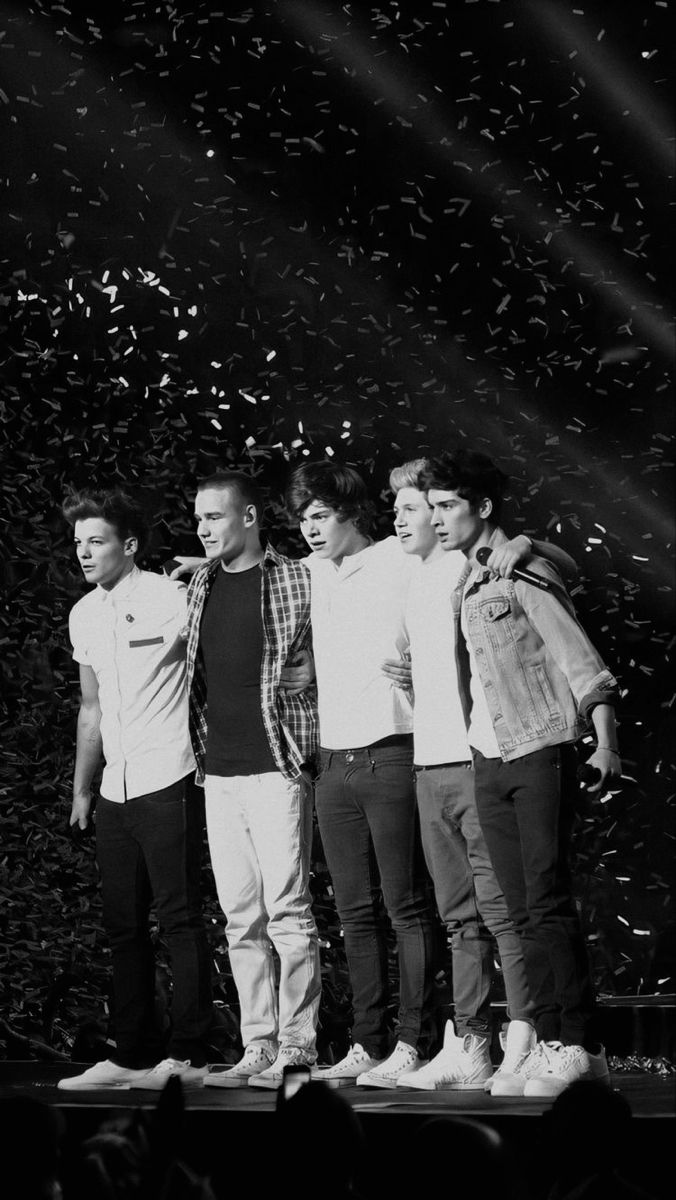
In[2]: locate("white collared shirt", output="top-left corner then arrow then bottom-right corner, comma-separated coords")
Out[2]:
307,536 -> 415,749
69,567 -> 196,801
405,551 -> 473,765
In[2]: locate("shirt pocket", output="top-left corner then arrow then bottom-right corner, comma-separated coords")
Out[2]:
479,596 -> 511,623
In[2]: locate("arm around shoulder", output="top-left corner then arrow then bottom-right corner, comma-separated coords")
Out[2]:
486,534 -> 577,582
530,538 -> 578,580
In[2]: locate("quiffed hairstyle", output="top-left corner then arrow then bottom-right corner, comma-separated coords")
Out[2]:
388,457 -> 429,493
420,449 -> 509,524
197,470 -> 266,526
285,460 -> 376,535
62,488 -> 151,556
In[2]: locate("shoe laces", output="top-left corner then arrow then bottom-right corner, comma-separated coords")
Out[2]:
387,1043 -> 418,1073
462,1034 -> 488,1055
345,1044 -> 372,1067
521,1042 -> 548,1077
541,1042 -> 583,1070
242,1046 -> 273,1066
150,1058 -> 190,1076
276,1047 -> 309,1067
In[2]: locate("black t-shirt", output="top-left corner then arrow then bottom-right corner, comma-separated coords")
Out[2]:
199,564 -> 277,777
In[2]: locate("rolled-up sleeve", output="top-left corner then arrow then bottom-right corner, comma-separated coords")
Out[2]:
517,569 -> 620,721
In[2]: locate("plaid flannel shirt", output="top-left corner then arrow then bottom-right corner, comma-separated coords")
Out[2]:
185,542 -> 318,784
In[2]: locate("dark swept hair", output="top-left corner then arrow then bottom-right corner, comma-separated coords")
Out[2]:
419,449 -> 509,524
197,471 -> 266,526
62,488 -> 151,556
284,460 -> 376,535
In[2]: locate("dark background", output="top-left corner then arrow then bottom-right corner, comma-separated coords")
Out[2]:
0,0 -> 674,1063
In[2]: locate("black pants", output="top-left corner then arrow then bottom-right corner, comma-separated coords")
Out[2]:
96,775 -> 213,1067
473,744 -> 596,1049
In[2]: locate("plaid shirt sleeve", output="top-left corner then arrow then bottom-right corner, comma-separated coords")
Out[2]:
260,544 -> 319,781
185,562 -> 218,783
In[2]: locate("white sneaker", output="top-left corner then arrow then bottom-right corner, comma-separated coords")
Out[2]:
316,1044 -> 384,1088
130,1057 -> 208,1091
523,1042 -> 610,1099
357,1041 -> 426,1089
248,1046 -> 317,1090
57,1059 -> 152,1091
400,1020 -> 492,1091
490,1040 -> 547,1097
485,1020 -> 538,1095
204,1046 -> 276,1089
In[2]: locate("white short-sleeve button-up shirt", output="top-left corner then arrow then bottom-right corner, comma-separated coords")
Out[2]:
69,567 -> 195,802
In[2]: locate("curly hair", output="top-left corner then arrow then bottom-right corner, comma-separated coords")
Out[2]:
284,460 -> 375,534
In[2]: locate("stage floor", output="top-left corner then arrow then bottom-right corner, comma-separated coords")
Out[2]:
2,1062 -> 674,1199
1,1060 -> 671,1119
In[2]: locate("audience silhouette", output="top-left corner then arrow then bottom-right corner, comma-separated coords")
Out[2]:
394,1112 -> 529,1200
275,1079 -> 370,1200
66,1076 -> 216,1200
0,1096 -> 65,1200
541,1079 -> 660,1200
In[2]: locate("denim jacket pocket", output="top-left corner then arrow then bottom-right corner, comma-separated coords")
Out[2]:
479,597 -> 511,623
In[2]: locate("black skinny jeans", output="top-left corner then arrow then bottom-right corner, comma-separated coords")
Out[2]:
96,775 -> 213,1067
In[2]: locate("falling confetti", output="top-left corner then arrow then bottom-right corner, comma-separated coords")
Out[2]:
0,0 -> 673,1055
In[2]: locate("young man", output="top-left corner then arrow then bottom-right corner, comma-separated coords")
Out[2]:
58,490 -> 213,1092
386,460 -> 578,1092
421,448 -> 621,1098
185,472 -> 322,1090
387,459 -> 537,1091
284,460 -> 438,1088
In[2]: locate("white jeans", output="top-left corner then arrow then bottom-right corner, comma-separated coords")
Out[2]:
204,772 -> 321,1056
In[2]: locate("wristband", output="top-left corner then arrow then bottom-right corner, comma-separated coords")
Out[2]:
596,746 -> 619,753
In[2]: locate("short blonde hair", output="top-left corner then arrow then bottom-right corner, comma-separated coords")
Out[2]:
388,458 -> 429,493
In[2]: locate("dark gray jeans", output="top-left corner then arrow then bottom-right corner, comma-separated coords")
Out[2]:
314,736 -> 437,1059
415,762 -> 532,1036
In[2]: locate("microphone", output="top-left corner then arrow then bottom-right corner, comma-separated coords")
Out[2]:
577,762 -> 602,789
475,546 -> 552,591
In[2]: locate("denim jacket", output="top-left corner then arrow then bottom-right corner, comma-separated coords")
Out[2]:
452,529 -> 619,762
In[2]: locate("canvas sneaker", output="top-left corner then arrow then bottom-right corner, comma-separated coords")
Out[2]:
357,1041 -> 426,1089
129,1057 -> 208,1090
523,1041 -> 610,1099
485,1020 -> 538,1095
57,1059 -> 152,1091
316,1044 -> 384,1088
488,1040 -> 548,1097
400,1020 -> 492,1091
248,1046 -> 317,1090
204,1046 -> 276,1089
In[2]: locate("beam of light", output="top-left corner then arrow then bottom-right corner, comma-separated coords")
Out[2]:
274,0 -> 674,592
279,0 -> 674,361
524,0 -> 674,179
4,4 -> 672,595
